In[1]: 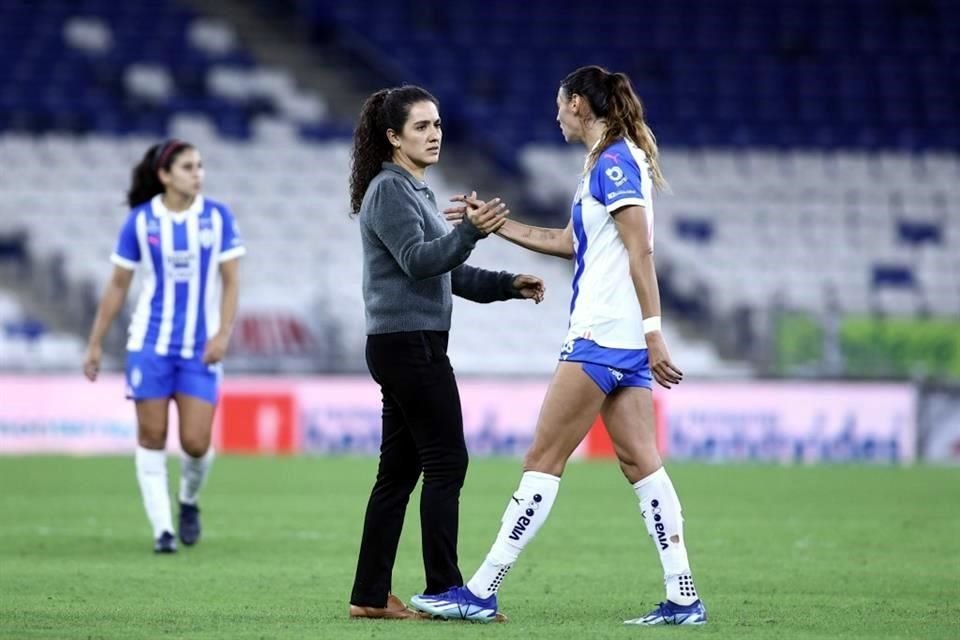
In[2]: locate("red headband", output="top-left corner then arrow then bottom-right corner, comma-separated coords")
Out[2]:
154,139 -> 186,171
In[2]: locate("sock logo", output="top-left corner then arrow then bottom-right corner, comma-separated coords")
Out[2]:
508,493 -> 542,541
650,499 -> 669,550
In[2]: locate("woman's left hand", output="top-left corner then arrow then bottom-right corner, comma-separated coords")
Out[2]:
513,274 -> 545,303
202,333 -> 230,364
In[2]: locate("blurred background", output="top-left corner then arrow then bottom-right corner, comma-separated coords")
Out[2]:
0,0 -> 958,463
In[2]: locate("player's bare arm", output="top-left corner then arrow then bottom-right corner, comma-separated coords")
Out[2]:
612,204 -> 683,388
444,194 -> 574,259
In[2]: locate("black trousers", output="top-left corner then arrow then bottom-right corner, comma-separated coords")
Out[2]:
350,330 -> 467,607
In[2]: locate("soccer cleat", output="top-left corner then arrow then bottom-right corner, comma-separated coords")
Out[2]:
624,599 -> 708,625
178,502 -> 201,546
154,531 -> 177,554
409,586 -> 502,623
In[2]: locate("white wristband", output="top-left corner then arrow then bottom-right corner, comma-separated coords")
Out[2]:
642,316 -> 662,334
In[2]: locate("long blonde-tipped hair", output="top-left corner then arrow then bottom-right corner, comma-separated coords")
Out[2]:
560,65 -> 667,191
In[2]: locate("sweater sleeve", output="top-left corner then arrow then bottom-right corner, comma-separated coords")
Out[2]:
451,264 -> 520,303
366,178 -> 484,280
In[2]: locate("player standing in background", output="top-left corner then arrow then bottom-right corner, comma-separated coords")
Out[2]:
83,140 -> 245,554
411,66 -> 707,625
347,85 -> 545,620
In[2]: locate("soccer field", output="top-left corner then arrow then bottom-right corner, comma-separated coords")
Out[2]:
1,457 -> 958,639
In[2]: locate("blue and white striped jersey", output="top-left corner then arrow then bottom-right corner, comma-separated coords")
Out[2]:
110,194 -> 245,357
566,138 -> 654,350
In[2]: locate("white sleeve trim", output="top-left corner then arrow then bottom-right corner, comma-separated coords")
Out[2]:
218,246 -> 246,262
606,198 -> 647,215
110,253 -> 138,270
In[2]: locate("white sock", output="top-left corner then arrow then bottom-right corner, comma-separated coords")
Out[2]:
633,467 -> 699,606
467,471 -> 560,599
179,447 -> 214,505
135,446 -> 174,539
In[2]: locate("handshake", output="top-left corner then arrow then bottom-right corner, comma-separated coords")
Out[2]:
443,191 -> 509,236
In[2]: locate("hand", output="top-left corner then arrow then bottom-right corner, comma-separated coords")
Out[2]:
443,191 -> 474,226
202,332 -> 230,365
513,274 -> 545,303
645,331 -> 683,389
83,343 -> 102,381
458,192 -> 509,236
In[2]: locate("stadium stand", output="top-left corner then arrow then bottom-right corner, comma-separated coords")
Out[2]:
297,0 -> 960,168
0,0 -> 956,377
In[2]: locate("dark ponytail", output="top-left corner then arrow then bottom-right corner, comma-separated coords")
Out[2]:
349,85 -> 439,214
561,66 -> 667,191
126,139 -> 193,207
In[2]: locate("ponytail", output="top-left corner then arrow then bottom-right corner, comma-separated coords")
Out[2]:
349,90 -> 393,214
126,139 -> 193,207
604,73 -> 667,191
561,66 -> 668,191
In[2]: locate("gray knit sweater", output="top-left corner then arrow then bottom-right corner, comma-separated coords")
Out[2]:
359,163 -> 520,335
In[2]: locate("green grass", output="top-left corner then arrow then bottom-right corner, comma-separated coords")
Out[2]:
1,457 -> 958,639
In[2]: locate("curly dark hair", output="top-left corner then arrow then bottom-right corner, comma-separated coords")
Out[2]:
349,85 -> 439,214
127,139 -> 194,207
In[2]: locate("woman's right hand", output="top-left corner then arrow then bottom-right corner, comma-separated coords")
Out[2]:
83,343 -> 102,382
455,192 -> 509,236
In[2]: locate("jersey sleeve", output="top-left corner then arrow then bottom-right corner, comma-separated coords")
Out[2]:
218,204 -> 246,262
589,147 -> 648,215
110,211 -> 141,270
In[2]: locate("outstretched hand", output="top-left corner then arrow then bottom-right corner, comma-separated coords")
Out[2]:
444,191 -> 508,236
513,274 -> 545,303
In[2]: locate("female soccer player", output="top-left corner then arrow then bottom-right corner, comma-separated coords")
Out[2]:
410,66 -> 707,625
347,85 -> 545,620
83,139 -> 244,554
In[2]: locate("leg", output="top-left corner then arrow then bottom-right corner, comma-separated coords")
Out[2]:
386,333 -> 468,595
351,389 -> 422,609
175,392 -> 215,458
128,350 -> 177,551
412,362 -> 607,619
134,399 -> 176,550
172,358 -> 220,545
600,386 -> 661,483
523,361 -> 608,475
470,363 -> 604,588
604,386 -> 705,623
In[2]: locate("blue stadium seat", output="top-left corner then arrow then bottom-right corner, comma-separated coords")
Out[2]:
291,0 -> 959,167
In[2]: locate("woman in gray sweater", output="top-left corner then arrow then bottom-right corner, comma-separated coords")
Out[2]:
346,85 -> 544,619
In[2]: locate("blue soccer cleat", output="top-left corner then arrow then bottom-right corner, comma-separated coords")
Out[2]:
409,586 -> 500,623
624,599 -> 708,625
154,530 -> 177,554
178,502 -> 201,546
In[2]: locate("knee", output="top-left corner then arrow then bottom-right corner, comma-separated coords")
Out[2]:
616,449 -> 661,484
376,460 -> 421,493
180,437 -> 211,459
422,447 -> 468,486
137,426 -> 167,450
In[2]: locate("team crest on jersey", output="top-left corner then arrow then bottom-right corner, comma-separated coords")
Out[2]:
198,227 -> 216,248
